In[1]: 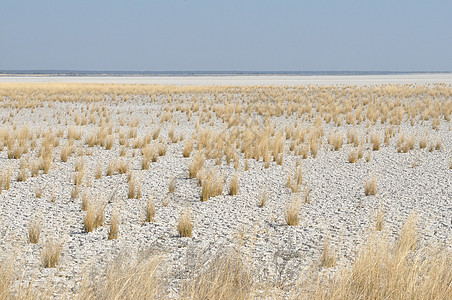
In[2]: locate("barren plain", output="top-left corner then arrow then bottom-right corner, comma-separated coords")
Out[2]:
0,78 -> 451,299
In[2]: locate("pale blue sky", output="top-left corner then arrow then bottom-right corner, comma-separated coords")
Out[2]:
1,1 -> 451,71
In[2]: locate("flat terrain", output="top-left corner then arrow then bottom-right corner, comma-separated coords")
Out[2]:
1,73 -> 452,85
0,80 -> 451,299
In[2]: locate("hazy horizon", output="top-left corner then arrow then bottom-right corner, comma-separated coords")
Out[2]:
2,70 -> 451,75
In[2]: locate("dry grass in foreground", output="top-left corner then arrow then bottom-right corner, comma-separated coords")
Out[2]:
299,215 -> 452,300
1,215 -> 451,299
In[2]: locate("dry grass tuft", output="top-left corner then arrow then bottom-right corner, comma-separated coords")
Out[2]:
310,141 -> 319,158
145,196 -> 156,223
107,160 -> 116,176
17,160 -> 27,182
28,216 -> 41,244
95,163 -> 102,179
117,159 -> 129,174
304,186 -> 311,204
94,203 -> 106,228
41,239 -> 63,268
81,192 -> 90,211
182,249 -> 253,300
435,139 -> 442,150
60,143 -> 71,162
310,215 -> 452,299
321,236 -> 336,268
108,210 -> 120,240
83,204 -> 96,233
328,132 -> 343,151
285,195 -> 302,226
258,189 -> 268,207
78,254 -> 165,299
396,213 -> 418,254
177,209 -> 193,237
189,152 -> 205,179
34,186 -> 44,198
84,198 -> 105,233
419,135 -> 427,149
169,176 -> 175,193
74,169 -> 84,187
183,139 -> 194,157
128,174 -> 136,199
375,204 -> 384,231
3,168 -> 11,190
370,132 -> 381,150
71,186 -> 79,200
162,196 -> 170,207
200,169 -> 223,201
229,174 -> 239,196
51,187 -> 56,202
364,176 -> 377,196
348,149 -> 358,163
287,164 -> 303,193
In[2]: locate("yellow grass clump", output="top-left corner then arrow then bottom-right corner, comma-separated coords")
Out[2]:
177,209 -> 193,237
108,210 -> 120,240
285,195 -> 302,226
41,239 -> 63,268
183,139 -> 194,158
370,132 -> 380,150
228,174 -> 239,196
145,196 -> 156,223
200,169 -> 223,201
84,199 -> 105,233
189,152 -> 205,179
365,176 -> 377,196
28,216 -> 41,244
321,237 -> 336,268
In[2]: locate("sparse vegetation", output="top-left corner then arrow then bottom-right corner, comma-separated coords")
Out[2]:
84,198 -> 105,233
95,163 -> 102,179
321,236 -> 336,268
177,209 -> 193,237
145,196 -> 156,223
169,176 -> 175,193
258,189 -> 268,207
34,186 -> 44,198
189,152 -> 205,179
183,139 -> 194,157
28,216 -> 41,244
41,239 -> 63,268
200,169 -> 223,201
285,195 -> 302,226
370,132 -> 380,150
375,204 -> 384,231
0,82 -> 451,299
108,210 -> 120,240
348,148 -> 358,163
365,176 -> 377,196
228,174 -> 238,196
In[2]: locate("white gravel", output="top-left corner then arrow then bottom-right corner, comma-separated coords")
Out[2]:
0,80 -> 451,296
1,73 -> 452,86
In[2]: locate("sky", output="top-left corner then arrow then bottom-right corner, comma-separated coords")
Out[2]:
1,1 -> 451,72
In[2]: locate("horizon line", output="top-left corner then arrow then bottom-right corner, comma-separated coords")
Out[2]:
1,70 -> 451,76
